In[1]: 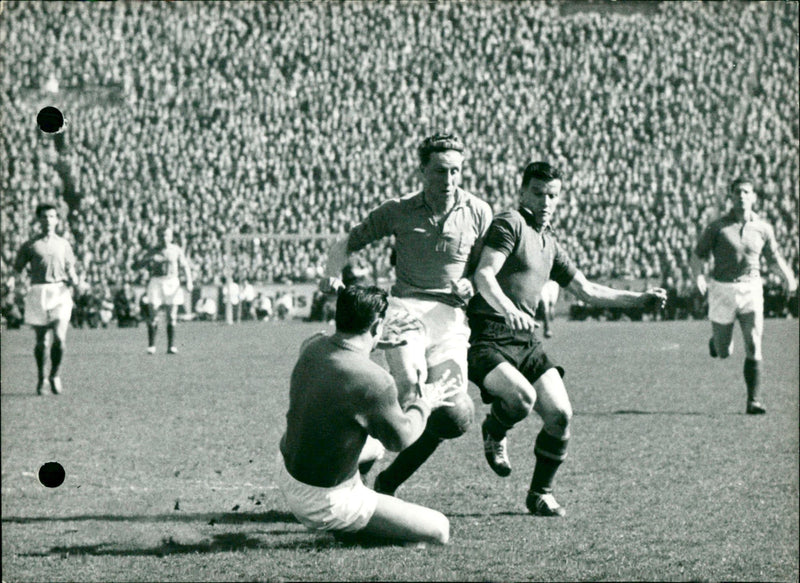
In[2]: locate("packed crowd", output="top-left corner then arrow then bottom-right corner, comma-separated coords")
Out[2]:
2,1 -> 798,298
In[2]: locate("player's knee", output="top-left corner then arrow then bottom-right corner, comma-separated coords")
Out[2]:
427,390 -> 474,439
544,407 -> 572,435
504,391 -> 535,423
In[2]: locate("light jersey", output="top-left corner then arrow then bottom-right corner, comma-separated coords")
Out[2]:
347,188 -> 492,306
280,334 -> 427,488
14,234 -> 76,284
695,211 -> 779,283
144,243 -> 187,279
468,208 -> 577,321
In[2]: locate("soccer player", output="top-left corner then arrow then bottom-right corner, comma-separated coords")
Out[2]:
278,285 -> 458,544
321,133 -> 493,496
13,202 -> 80,395
690,176 -> 797,415
135,226 -> 193,354
468,162 -> 667,517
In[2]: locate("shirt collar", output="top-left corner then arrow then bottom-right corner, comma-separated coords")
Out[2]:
519,205 -> 551,232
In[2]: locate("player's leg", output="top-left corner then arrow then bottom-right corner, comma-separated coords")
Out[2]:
526,367 -> 571,517
707,280 -> 736,358
145,303 -> 159,354
48,314 -> 71,394
479,362 -> 537,476
738,310 -> 765,414
710,321 -> 735,359
33,326 -> 49,395
166,304 -> 179,353
358,493 -> 449,545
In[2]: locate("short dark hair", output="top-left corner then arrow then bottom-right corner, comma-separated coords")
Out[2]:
521,161 -> 562,188
418,133 -> 465,167
335,285 -> 388,334
35,202 -> 58,217
730,176 -> 755,192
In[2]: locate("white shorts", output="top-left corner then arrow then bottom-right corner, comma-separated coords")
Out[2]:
146,277 -> 184,309
708,278 -> 763,324
24,283 -> 73,327
277,454 -> 378,533
383,296 -> 470,376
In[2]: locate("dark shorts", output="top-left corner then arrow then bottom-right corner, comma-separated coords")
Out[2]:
467,317 -> 564,405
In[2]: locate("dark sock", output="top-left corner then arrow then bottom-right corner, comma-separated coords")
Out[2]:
376,430 -> 442,492
167,322 -> 175,349
744,358 -> 761,403
34,344 -> 46,381
529,430 -> 569,495
147,323 -> 157,347
50,340 -> 63,377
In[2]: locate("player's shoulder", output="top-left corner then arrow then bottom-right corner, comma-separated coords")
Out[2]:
459,188 -> 492,214
749,213 -> 775,232
492,207 -> 524,227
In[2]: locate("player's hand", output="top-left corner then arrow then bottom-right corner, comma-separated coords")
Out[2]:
417,369 -> 461,411
450,278 -> 475,305
375,309 -> 424,350
643,287 -> 668,310
319,276 -> 345,294
695,275 -> 707,296
503,306 -> 537,333
784,277 -> 797,297
186,282 -> 194,293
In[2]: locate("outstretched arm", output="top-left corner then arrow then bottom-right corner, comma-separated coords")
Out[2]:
566,271 -> 667,310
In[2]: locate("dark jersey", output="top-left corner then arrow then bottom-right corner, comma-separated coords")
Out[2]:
467,208 -> 577,321
280,334 -> 428,488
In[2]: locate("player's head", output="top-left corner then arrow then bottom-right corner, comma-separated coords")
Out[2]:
729,176 -> 756,214
35,202 -> 59,234
418,133 -> 465,200
335,285 -> 388,339
520,162 -> 562,228
157,225 -> 174,245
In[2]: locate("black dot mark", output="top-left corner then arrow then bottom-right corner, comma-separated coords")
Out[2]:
37,106 -> 64,134
38,462 -> 65,488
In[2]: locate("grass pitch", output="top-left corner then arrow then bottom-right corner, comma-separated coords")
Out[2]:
2,318 -> 798,582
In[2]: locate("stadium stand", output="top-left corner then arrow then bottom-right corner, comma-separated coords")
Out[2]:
1,1 -> 797,319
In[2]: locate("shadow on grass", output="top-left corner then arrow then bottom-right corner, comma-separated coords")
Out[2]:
2,509 -> 298,525
19,530 -> 416,557
577,409 -> 731,416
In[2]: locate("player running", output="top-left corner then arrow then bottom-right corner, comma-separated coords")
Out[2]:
134,226 -> 193,354
13,202 -> 80,395
321,133 -> 493,496
690,176 -> 797,415
467,162 -> 666,517
278,285 -> 458,544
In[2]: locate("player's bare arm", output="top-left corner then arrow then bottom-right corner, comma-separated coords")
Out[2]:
474,245 -> 537,332
320,236 -> 350,293
690,252 -> 708,296
364,373 -> 459,452
566,272 -> 667,310
180,249 -> 193,291
765,245 -> 797,295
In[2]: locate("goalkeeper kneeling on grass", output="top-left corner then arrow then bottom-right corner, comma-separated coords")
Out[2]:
277,285 -> 459,545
